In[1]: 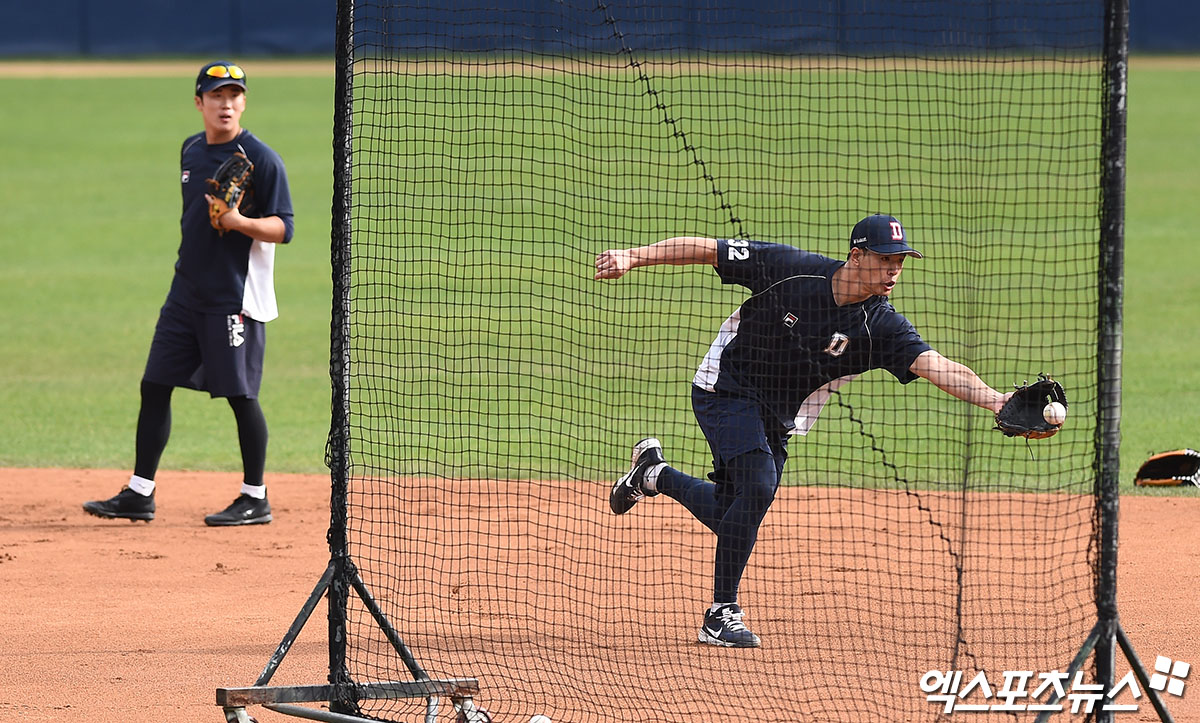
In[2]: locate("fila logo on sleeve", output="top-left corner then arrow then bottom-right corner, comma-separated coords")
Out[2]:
181,170 -> 191,183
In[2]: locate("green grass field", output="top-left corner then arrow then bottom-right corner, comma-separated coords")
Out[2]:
0,68 -> 336,474
0,58 -> 1197,492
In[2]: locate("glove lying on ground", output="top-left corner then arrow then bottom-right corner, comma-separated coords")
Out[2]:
1134,449 -> 1200,487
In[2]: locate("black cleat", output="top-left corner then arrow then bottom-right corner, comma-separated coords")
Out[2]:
698,603 -> 762,648
205,494 -> 273,527
83,487 -> 155,522
608,437 -> 665,515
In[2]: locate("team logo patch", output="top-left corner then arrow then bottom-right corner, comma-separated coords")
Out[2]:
783,312 -> 798,328
227,314 -> 245,348
181,170 -> 190,183
824,332 -> 850,357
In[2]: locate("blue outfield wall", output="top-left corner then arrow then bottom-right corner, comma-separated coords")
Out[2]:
1,0 -> 1196,57
0,0 -> 333,56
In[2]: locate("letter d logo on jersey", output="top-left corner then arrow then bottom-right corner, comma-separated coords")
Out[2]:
227,314 -> 245,348
824,332 -> 850,357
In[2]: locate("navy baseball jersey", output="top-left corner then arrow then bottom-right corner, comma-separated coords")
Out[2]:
693,239 -> 931,434
169,129 -> 294,321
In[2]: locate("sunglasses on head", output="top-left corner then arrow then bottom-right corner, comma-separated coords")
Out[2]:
205,64 -> 245,80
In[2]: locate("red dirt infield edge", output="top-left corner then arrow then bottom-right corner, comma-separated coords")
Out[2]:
0,467 -> 1196,722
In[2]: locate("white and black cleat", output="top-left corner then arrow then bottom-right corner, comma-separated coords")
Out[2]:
608,437 -> 665,515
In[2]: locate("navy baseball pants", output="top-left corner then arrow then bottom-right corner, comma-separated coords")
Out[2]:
656,386 -> 789,605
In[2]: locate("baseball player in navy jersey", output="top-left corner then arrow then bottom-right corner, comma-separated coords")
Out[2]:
595,215 -> 1013,647
83,61 -> 294,526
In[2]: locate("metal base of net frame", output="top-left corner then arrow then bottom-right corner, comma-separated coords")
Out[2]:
216,560 -> 486,723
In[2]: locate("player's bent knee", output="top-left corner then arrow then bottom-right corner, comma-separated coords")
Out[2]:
728,451 -> 781,509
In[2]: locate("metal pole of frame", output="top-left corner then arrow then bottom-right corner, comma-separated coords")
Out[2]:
328,0 -> 356,714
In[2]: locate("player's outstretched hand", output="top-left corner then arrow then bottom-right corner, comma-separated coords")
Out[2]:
994,376 -> 1067,439
595,249 -> 634,280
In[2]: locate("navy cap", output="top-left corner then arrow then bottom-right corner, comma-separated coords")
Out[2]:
195,61 -> 247,96
849,214 -> 922,258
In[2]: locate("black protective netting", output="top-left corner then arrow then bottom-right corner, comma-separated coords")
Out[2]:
329,1 -> 1110,720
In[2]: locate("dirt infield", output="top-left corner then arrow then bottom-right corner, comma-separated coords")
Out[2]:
1,467 -> 1196,722
0,60 -> 332,78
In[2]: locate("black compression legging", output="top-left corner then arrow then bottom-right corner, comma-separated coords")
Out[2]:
134,380 -> 268,486
133,380 -> 173,480
228,394 -> 268,487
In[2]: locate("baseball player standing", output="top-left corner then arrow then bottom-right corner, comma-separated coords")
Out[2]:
595,215 -> 1013,647
84,61 -> 294,526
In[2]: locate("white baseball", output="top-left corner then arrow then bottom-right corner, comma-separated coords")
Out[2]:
529,717 -> 553,723
1043,401 -> 1067,425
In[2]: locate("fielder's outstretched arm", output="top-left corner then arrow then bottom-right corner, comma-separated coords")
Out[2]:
594,236 -> 718,280
910,350 -> 1012,414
